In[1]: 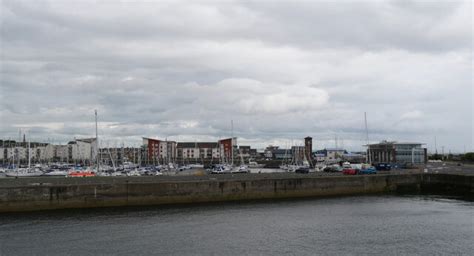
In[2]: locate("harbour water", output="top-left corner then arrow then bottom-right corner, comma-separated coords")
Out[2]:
0,195 -> 472,255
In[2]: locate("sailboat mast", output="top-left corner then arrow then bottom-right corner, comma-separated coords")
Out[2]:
95,110 -> 100,172
18,129 -> 21,168
364,112 -> 371,164
28,138 -> 31,169
231,120 -> 234,166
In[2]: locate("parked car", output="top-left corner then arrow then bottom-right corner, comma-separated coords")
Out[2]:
295,166 -> 310,174
323,166 -> 342,172
342,168 -> 358,175
374,163 -> 391,171
359,167 -> 377,175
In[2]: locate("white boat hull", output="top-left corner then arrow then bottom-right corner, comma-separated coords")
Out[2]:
43,171 -> 68,176
5,171 -> 44,177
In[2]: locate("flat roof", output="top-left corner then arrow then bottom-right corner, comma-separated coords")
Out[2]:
365,141 -> 426,146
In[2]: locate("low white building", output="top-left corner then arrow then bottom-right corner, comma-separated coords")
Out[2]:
177,142 -> 221,160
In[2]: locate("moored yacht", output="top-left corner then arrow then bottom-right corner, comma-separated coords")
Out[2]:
231,164 -> 250,173
5,168 -> 44,177
68,170 -> 96,177
43,169 -> 68,176
248,161 -> 264,168
210,164 -> 233,174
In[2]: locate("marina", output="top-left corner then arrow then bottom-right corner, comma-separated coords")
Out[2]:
0,163 -> 472,213
1,1 -> 472,255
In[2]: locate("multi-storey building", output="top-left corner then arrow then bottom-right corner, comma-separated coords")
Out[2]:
143,137 -> 177,163
237,146 -> 257,158
98,147 -> 143,166
218,138 -> 234,163
177,142 -> 220,160
65,138 -> 98,163
367,141 -> 427,164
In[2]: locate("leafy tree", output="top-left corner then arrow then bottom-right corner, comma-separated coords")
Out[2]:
462,152 -> 474,162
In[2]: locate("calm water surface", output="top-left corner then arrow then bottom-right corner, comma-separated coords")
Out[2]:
0,195 -> 472,255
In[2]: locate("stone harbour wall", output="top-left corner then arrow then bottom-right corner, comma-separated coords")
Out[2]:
0,173 -> 471,213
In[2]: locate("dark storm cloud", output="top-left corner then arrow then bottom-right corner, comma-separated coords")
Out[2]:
0,0 -> 472,152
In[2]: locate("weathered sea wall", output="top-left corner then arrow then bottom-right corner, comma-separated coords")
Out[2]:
0,173 -> 471,213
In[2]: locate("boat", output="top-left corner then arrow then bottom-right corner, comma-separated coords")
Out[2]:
231,130 -> 249,174
295,166 -> 310,174
96,171 -> 111,177
188,164 -> 204,169
68,171 -> 96,177
5,138 -> 43,177
109,170 -> 125,176
289,145 -> 312,172
210,164 -> 233,174
231,164 -> 249,173
177,163 -> 205,171
123,161 -> 139,170
279,145 -> 291,170
177,165 -> 192,172
5,168 -> 44,177
248,161 -> 264,168
126,169 -> 141,176
43,169 -> 68,176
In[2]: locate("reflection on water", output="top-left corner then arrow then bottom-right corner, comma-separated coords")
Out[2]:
0,195 -> 472,255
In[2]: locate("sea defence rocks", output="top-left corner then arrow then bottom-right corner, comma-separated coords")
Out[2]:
0,173 -> 472,212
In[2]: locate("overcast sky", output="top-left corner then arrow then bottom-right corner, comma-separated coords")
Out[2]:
1,0 -> 472,152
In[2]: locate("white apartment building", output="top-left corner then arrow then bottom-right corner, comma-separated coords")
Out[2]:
67,138 -> 98,162
177,142 -> 221,159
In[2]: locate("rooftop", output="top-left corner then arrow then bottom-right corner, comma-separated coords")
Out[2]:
324,148 -> 346,151
177,142 -> 218,148
366,141 -> 425,146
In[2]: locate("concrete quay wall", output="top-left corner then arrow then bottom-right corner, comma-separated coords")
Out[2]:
0,173 -> 471,213
421,173 -> 474,196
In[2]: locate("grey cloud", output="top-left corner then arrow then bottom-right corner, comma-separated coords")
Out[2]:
0,0 -> 472,152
